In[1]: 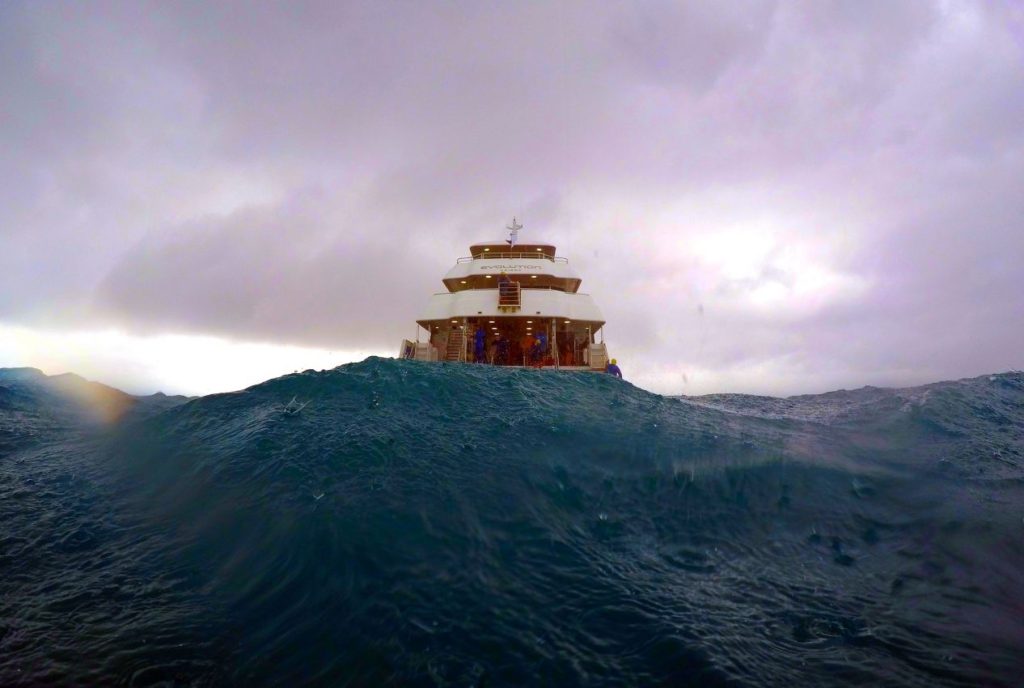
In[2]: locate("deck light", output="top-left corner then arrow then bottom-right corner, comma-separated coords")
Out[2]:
527,320 -> 532,323
530,275 -> 538,279
485,275 -> 493,279
564,320 -> 570,324
535,248 -> 542,251
484,248 -> 490,251
460,280 -> 467,284
488,320 -> 495,323
451,320 -> 457,323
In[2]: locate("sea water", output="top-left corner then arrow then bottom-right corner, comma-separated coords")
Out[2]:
1,360 -> 1021,686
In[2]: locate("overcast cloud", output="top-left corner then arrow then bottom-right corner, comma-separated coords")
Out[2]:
1,0 -> 1022,396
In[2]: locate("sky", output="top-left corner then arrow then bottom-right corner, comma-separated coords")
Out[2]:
1,0 -> 1022,397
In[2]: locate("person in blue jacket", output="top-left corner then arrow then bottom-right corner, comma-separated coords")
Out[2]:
605,358 -> 623,379
474,326 -> 486,363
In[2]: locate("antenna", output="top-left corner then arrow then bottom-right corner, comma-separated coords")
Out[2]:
506,217 -> 522,247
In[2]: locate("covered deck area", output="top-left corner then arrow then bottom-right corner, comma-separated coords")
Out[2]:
401,316 -> 609,370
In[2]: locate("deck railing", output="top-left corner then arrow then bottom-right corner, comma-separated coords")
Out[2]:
432,287 -> 590,296
457,253 -> 569,263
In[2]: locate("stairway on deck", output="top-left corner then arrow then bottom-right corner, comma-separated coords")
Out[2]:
446,330 -> 466,362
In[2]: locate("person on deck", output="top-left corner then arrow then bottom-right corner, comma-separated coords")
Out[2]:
520,332 -> 535,365
561,339 -> 574,366
605,358 -> 623,379
474,326 -> 486,363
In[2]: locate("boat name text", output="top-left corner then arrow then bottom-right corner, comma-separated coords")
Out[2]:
477,263 -> 543,273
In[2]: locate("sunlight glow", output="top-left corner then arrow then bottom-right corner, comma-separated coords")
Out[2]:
0,323 -> 386,396
690,224 -> 869,315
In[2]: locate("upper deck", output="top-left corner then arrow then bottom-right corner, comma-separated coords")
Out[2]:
443,249 -> 581,292
468,240 -> 558,259
443,228 -> 582,293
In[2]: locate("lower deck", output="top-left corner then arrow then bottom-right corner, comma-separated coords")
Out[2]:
400,316 -> 609,370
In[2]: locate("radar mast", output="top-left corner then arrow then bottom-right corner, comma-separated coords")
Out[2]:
505,217 -> 522,248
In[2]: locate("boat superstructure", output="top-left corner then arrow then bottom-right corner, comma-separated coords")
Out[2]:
400,219 -> 611,369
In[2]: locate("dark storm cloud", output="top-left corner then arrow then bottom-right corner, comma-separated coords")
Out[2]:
96,191 -> 447,349
2,0 -> 1022,393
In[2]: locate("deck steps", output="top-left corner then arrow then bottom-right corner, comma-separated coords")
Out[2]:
446,330 -> 467,362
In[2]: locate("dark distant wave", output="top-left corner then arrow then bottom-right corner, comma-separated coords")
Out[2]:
1,361 -> 1022,686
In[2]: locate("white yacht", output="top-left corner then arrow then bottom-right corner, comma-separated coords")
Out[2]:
399,219 -> 611,369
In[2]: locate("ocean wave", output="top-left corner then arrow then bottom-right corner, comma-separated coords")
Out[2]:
1,360 -> 1022,686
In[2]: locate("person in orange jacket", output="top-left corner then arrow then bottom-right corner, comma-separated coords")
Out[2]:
519,332 -> 535,365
